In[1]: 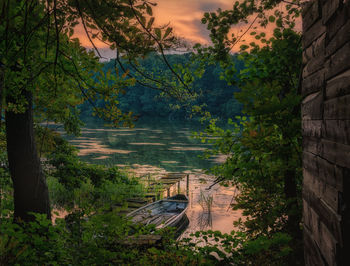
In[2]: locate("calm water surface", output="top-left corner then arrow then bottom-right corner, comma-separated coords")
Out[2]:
62,119 -> 242,234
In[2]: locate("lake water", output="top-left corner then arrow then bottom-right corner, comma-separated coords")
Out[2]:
62,119 -> 242,235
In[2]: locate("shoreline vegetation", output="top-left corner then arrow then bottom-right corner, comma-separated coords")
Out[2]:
1,0 -> 304,264
0,131 -> 240,265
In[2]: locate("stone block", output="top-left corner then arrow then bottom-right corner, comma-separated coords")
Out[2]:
303,45 -> 314,65
339,178 -> 350,263
322,0 -> 341,24
322,120 -> 350,145
302,68 -> 324,96
302,119 -> 322,138
326,1 -> 350,40
326,42 -> 350,79
304,166 -> 339,212
326,69 -> 350,99
302,0 -> 320,31
303,186 -> 342,243
321,182 -> 340,214
304,226 -> 328,266
320,139 -> 350,168
307,198 -> 320,236
318,156 -> 343,191
303,199 -> 313,231
326,19 -> 350,57
302,92 -> 324,120
314,32 -> 326,57
302,0 -> 318,18
303,151 -> 319,174
303,54 -> 325,77
324,95 -> 350,120
303,19 -> 327,48
334,165 -> 350,191
303,32 -> 325,66
303,137 -> 321,155
317,221 -> 338,265
303,169 -> 321,201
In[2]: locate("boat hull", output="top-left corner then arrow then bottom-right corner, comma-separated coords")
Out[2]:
127,194 -> 189,232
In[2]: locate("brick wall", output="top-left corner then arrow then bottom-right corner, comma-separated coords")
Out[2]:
302,0 -> 350,265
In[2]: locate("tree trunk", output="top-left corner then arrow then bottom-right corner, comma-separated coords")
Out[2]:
5,89 -> 51,222
0,63 -> 3,128
283,168 -> 301,237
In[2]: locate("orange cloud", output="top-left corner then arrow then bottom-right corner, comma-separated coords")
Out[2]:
73,0 -> 232,49
153,0 -> 232,44
73,1 -> 301,55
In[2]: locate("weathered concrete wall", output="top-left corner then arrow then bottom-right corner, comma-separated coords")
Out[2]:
302,0 -> 350,265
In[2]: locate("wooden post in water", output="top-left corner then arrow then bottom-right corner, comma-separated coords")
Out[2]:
178,180 -> 181,194
167,187 -> 170,197
186,174 -> 189,196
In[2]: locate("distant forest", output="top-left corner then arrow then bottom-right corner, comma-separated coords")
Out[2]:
79,53 -> 243,121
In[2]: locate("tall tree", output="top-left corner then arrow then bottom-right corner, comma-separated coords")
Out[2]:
192,0 -> 304,263
0,0 -> 180,222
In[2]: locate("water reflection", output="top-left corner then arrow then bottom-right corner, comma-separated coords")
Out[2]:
181,173 -> 242,236
129,142 -> 166,146
168,146 -> 207,151
197,191 -> 213,230
64,119 -> 217,172
93,155 -> 110,160
64,119 -> 241,235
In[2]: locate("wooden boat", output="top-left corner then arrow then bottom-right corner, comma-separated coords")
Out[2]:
127,194 -> 189,230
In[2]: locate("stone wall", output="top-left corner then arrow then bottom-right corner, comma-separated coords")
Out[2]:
302,0 -> 350,265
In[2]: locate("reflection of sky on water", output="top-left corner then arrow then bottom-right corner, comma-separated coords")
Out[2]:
182,174 -> 242,237
64,119 -> 219,172
163,172 -> 242,236
129,142 -> 166,146
168,146 -> 207,151
62,119 -> 241,234
110,164 -> 241,234
93,155 -> 110,160
111,133 -> 135,136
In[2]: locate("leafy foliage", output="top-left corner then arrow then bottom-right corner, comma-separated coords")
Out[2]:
0,0 -> 307,264
190,0 -> 304,264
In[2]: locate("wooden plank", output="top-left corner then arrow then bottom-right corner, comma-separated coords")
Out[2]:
159,180 -> 180,185
119,235 -> 162,246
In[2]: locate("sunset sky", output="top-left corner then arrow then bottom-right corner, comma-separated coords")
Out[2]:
153,0 -> 232,44
75,0 -> 233,58
75,1 -> 300,59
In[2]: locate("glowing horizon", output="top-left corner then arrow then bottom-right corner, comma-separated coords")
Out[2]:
74,0 -> 232,53
73,1 -> 301,58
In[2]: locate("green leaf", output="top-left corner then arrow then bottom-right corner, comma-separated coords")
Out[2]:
155,28 -> 161,39
268,15 -> 275,22
163,27 -> 172,39
147,17 -> 155,28
146,4 -> 153,16
276,18 -> 283,27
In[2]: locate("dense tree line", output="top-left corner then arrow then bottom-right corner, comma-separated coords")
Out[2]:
79,53 -> 243,121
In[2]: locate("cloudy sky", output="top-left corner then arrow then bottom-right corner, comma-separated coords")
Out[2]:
75,1 -> 300,59
153,0 -> 232,44
75,0 -> 232,58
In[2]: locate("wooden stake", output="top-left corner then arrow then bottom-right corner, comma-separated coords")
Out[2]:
186,174 -> 189,196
